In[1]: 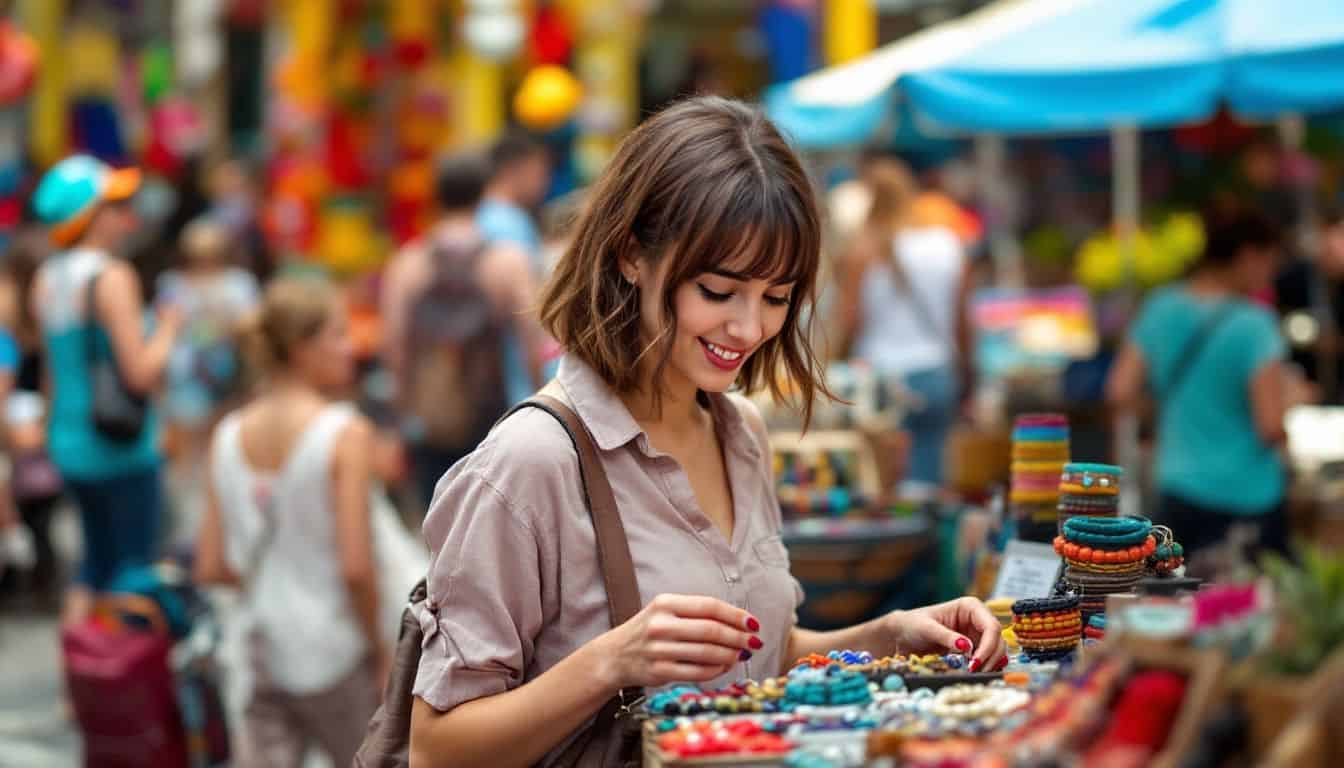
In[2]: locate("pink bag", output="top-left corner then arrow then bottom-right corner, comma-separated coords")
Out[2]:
62,596 -> 188,768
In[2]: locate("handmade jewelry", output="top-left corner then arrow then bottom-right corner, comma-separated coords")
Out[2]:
1059,462 -> 1123,488
1014,635 -> 1082,651
928,684 -> 1029,720
784,667 -> 872,707
1012,626 -> 1082,642
1012,596 -> 1081,659
656,719 -> 795,758
1013,617 -> 1082,632
1147,525 -> 1186,575
1012,596 -> 1080,614
1059,482 -> 1118,496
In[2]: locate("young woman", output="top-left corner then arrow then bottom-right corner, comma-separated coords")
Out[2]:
30,156 -> 182,625
1107,203 -> 1288,567
407,97 -> 1004,768
832,156 -> 974,494
193,277 -> 387,767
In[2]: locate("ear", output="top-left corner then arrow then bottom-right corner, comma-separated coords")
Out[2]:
617,240 -> 643,286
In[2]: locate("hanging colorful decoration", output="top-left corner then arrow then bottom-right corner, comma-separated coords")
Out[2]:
65,22 -> 122,96
174,0 -> 223,88
390,0 -> 435,69
823,0 -> 875,67
316,198 -> 386,275
0,113 -> 24,251
530,3 -> 573,65
562,0 -> 642,181
464,0 -> 527,62
142,42 -> 175,106
514,65 -> 582,132
0,21 -> 39,106
22,0 -> 67,166
759,1 -> 816,83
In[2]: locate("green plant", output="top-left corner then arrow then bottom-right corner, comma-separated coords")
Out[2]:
1261,543 -> 1344,676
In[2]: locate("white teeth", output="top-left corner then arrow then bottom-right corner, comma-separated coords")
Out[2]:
706,342 -> 742,361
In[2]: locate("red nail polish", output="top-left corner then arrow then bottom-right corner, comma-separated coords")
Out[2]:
739,649 -> 752,661
749,636 -> 763,650
746,617 -> 760,632
995,657 -> 1009,671
968,658 -> 982,673
955,637 -> 972,653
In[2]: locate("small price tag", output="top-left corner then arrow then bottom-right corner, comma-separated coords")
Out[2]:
991,540 -> 1062,600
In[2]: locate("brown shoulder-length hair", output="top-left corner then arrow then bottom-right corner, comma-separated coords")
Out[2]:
539,96 -> 831,426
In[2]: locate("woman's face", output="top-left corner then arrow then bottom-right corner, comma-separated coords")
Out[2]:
630,251 -> 795,397
292,299 -> 355,394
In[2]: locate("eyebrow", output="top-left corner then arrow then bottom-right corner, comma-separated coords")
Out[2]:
708,268 -> 796,287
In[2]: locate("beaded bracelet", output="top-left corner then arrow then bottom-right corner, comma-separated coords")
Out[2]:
1064,515 -> 1151,533
1014,627 -> 1083,642
1013,595 -> 1080,614
1064,559 -> 1145,573
1014,616 -> 1082,629
928,685 -> 1030,720
1014,617 -> 1083,631
1015,634 -> 1080,650
1056,537 -> 1156,564
1058,483 -> 1118,496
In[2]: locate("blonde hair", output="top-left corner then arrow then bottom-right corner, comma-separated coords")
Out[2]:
863,157 -> 920,234
239,276 -> 338,379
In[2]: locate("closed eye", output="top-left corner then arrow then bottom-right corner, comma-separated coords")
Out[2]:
697,284 -> 732,302
765,293 -> 792,307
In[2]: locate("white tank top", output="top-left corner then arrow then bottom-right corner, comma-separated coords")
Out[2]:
210,402 -> 368,694
852,227 -> 964,376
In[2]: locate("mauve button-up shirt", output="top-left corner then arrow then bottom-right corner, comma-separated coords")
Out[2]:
412,355 -> 804,763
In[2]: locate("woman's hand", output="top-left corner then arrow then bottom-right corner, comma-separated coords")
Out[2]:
884,597 -> 1006,672
593,594 -> 761,690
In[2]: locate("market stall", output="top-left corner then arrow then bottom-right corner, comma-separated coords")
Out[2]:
634,453 -> 1344,767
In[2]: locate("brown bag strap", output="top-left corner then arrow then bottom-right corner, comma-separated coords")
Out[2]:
503,397 -> 645,729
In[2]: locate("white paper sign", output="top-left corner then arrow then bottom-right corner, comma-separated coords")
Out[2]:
991,540 -> 1063,600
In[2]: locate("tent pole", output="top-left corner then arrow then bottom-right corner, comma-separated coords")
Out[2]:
974,133 -> 1020,288
1111,123 -> 1142,518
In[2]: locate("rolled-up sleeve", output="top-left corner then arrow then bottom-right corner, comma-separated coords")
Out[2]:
412,467 -> 544,712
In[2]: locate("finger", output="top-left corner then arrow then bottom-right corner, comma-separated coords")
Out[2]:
656,594 -> 758,632
961,599 -> 1004,667
920,619 -> 971,658
653,617 -> 756,651
648,660 -> 733,684
648,641 -> 743,668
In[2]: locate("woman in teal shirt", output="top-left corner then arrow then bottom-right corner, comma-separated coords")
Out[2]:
31,156 -> 182,625
1108,203 -> 1288,565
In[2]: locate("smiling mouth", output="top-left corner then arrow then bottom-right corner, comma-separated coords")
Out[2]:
699,337 -> 746,369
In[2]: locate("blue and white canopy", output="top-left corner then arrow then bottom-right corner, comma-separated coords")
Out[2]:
766,0 -> 1344,146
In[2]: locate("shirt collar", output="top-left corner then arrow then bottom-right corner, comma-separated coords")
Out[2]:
556,355 -> 762,462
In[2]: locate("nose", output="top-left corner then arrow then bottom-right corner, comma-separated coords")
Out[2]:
725,297 -> 765,349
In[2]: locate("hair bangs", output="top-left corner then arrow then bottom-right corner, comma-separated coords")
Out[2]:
675,165 -> 817,288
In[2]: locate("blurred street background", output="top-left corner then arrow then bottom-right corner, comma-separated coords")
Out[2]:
1,0 -> 1343,766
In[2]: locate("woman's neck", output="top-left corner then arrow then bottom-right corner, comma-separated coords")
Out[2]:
264,373 -> 326,404
620,368 -> 706,441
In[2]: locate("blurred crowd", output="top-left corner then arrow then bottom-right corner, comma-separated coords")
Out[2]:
1,112 -> 1343,761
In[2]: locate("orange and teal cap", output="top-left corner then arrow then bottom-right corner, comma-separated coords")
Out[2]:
33,155 -> 141,246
